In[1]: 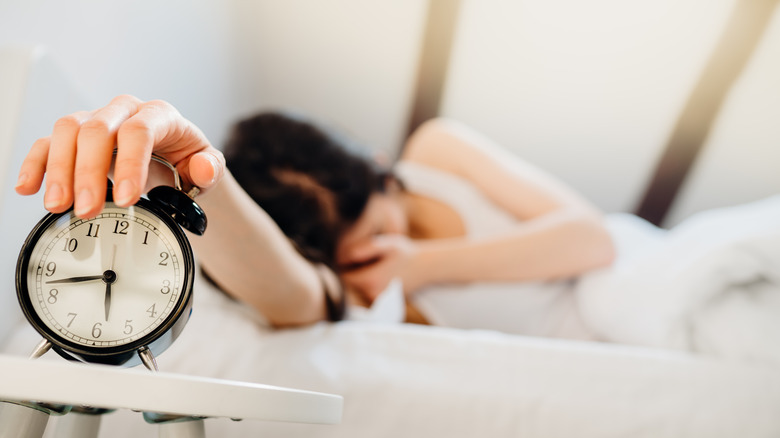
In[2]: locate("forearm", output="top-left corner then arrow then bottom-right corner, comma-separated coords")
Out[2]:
409,209 -> 615,288
190,171 -> 328,327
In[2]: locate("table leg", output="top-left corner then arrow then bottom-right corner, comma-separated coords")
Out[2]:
54,411 -> 104,438
158,419 -> 206,438
0,401 -> 49,438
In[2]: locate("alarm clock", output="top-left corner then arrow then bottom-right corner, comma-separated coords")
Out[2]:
15,155 -> 207,368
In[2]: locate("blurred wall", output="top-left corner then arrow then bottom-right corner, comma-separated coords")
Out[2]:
0,0 -> 427,153
0,0 -> 237,147
229,1 -> 428,154
441,0 -> 780,224
0,0 -> 777,224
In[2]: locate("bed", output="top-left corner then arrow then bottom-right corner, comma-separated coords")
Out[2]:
2,47 -> 780,438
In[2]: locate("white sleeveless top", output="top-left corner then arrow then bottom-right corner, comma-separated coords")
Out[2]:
393,161 -> 596,340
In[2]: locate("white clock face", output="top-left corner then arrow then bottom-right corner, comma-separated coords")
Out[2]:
24,203 -> 186,349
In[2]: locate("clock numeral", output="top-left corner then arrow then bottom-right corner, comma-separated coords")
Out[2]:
86,223 -> 100,237
113,220 -> 129,235
143,231 -> 150,245
62,238 -> 78,252
91,322 -> 103,339
66,312 -> 77,327
159,252 -> 169,266
160,280 -> 171,295
146,304 -> 158,318
45,262 -> 56,277
47,289 -> 59,304
124,320 -> 134,335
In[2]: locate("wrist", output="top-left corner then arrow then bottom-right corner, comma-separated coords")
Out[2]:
403,241 -> 443,294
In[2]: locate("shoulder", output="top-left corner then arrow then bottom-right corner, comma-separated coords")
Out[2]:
399,118 -> 510,183
400,118 -> 473,175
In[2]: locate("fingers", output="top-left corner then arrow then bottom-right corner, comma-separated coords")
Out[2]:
112,99 -> 217,205
73,95 -> 141,217
341,262 -> 392,303
339,235 -> 400,268
338,241 -> 384,271
43,111 -> 93,213
18,94 -> 220,218
111,102 -> 161,207
16,136 -> 50,196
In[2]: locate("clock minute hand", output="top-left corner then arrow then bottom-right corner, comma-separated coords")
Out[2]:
102,270 -> 117,322
105,281 -> 112,321
46,275 -> 104,284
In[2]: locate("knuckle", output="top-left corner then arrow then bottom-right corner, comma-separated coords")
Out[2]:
74,158 -> 107,176
115,155 -> 147,173
46,155 -> 73,172
31,136 -> 50,151
142,99 -> 176,115
111,94 -> 142,105
119,118 -> 154,140
79,118 -> 112,138
53,114 -> 83,132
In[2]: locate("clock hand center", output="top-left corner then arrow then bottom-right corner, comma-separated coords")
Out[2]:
102,270 -> 117,284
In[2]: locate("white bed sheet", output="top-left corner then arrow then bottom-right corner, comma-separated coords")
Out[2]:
3,271 -> 780,438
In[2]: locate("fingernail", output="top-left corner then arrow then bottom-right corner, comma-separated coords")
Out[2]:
114,179 -> 135,206
206,154 -> 220,185
75,189 -> 94,217
44,183 -> 63,210
15,173 -> 28,189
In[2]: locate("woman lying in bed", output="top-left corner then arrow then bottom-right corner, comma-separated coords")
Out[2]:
14,95 -> 615,335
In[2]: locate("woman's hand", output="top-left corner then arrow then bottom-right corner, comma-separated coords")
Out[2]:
15,94 -> 225,218
339,234 -> 422,303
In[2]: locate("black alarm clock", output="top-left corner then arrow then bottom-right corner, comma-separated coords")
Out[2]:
15,155 -> 206,369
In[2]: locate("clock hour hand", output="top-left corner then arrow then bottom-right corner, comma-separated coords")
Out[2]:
46,275 -> 104,284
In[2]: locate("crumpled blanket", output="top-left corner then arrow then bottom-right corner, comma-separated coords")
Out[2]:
577,196 -> 780,364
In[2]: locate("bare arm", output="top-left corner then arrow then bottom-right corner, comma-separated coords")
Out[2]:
400,118 -> 615,287
192,171 -> 330,327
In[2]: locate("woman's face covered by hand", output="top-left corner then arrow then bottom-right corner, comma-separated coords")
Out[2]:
335,191 -> 411,301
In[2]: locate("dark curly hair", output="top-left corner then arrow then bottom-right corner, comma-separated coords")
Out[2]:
222,111 -> 394,320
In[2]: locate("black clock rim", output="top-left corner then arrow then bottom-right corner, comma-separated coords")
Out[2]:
15,197 -> 195,360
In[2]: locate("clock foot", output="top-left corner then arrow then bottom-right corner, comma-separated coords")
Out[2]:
28,339 -> 52,360
138,347 -> 159,371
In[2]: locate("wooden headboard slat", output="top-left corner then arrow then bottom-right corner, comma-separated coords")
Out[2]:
635,0 -> 779,226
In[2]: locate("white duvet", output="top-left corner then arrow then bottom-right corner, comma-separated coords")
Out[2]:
578,196 -> 780,364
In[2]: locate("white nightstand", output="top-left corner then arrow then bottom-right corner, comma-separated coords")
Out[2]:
0,355 -> 343,438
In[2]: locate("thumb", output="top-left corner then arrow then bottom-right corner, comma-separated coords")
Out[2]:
187,150 -> 225,189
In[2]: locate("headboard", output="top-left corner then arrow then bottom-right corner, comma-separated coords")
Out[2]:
635,0 -> 780,226
0,46 -> 89,349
